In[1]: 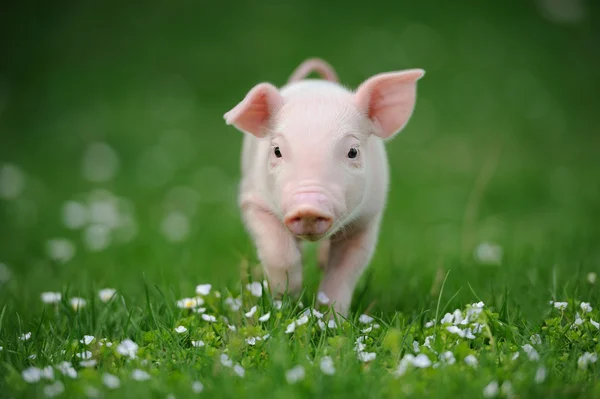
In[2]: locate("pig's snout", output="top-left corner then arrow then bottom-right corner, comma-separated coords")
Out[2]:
283,193 -> 334,240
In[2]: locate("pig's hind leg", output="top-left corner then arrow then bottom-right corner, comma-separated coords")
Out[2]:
242,204 -> 303,298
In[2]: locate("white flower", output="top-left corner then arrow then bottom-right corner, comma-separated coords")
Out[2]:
574,313 -> 584,327
273,300 -> 283,310
117,338 -> 139,359
362,326 -> 373,333
412,354 -> 432,368
245,306 -> 257,318
19,332 -> 31,341
424,320 -> 435,328
482,381 -> 499,398
194,307 -> 206,314
285,321 -> 296,334
453,309 -> 465,325
62,200 -> 88,230
131,369 -> 151,381
578,352 -> 598,370
522,344 -> 540,361
412,341 -> 420,353
46,238 -> 76,264
225,297 -> 241,311
587,272 -> 597,284
81,335 -> 95,345
501,381 -> 513,397
440,313 -> 454,324
359,314 -> 374,324
80,359 -> 97,368
511,352 -> 520,361
446,326 -> 466,338
259,312 -> 271,322
195,284 -> 211,296
530,334 -> 542,345
285,365 -> 305,384
296,315 -> 309,326
465,328 -> 476,340
354,341 -> 366,353
393,354 -> 415,377
103,373 -> 120,389
43,381 -> 65,397
474,242 -> 503,265
28,354 -> 37,360
201,314 -> 216,322
464,355 -> 478,367
590,319 -> 599,329
22,367 -> 42,383
327,320 -> 337,329
41,366 -> 54,380
192,381 -> 204,393
56,362 -> 77,378
177,297 -> 203,309
174,325 -> 187,334
233,364 -> 245,377
228,325 -> 236,331
553,301 -> 568,310
246,282 -> 262,297
357,352 -> 376,362
320,356 -> 335,375
99,339 -> 112,347
440,351 -> 455,365
83,224 -> 111,251
76,350 -> 93,360
70,297 -> 87,311
191,340 -> 205,347
262,333 -> 271,340
246,337 -> 258,346
98,288 -> 116,303
580,302 -> 593,313
220,354 -> 233,367
41,292 -> 62,304
317,292 -> 330,305
535,366 -> 546,383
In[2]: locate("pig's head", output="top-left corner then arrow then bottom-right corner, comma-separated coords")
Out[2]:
225,68 -> 424,241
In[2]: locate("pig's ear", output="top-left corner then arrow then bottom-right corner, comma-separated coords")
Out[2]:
354,69 -> 425,139
224,83 -> 283,138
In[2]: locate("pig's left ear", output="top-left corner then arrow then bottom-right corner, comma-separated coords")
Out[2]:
224,83 -> 283,138
354,69 -> 425,139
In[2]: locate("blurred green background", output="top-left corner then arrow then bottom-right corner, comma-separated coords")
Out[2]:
1,0 -> 599,324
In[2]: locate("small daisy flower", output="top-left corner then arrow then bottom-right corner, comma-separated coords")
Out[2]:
220,354 -> 233,367
327,320 -> 337,329
245,337 -> 257,345
311,308 -> 324,319
194,307 -> 207,314
174,325 -> 187,334
98,338 -> 113,347
285,321 -> 296,334
191,340 -> 205,347
43,381 -> 65,398
317,320 -> 326,331
522,344 -> 540,361
590,319 -> 599,329
424,320 -> 435,328
246,282 -> 262,297
357,352 -> 377,362
482,381 -> 499,398
70,297 -> 87,311
195,284 -> 211,296
192,381 -> 204,393
412,354 -> 432,368
80,359 -> 97,368
201,314 -> 216,322
177,297 -> 204,309
412,341 -> 420,353
578,352 -> 598,370
530,334 -> 542,345
296,314 -> 309,326
580,302 -> 593,313
224,297 -> 241,311
317,292 -> 330,305
440,351 -> 456,365
228,324 -> 237,331
40,366 -> 54,380
41,292 -> 62,304
244,306 -> 257,318
501,381 -> 514,397
117,338 -> 139,359
553,301 -> 568,310
320,356 -> 335,375
534,366 -> 546,383
80,335 -> 95,345
131,369 -> 151,381
359,314 -> 374,324
587,272 -> 597,284
273,299 -> 283,310
56,362 -> 77,379
19,332 -> 32,341
464,354 -> 478,368
446,326 -> 466,338
440,313 -> 454,324
574,313 -> 584,326
259,312 -> 271,322
98,288 -> 116,303
285,365 -> 305,384
22,367 -> 42,383
76,350 -> 93,360
233,364 -> 245,377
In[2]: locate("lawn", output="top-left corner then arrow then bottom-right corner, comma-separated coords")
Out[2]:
1,1 -> 599,398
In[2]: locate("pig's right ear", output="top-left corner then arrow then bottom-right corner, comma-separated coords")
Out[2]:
223,83 -> 283,138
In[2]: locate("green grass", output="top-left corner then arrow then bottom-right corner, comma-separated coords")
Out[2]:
1,1 -> 600,398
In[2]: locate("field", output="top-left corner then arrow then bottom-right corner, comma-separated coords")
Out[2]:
1,1 -> 599,398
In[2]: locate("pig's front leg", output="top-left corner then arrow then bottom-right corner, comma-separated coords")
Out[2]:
242,204 -> 303,297
318,215 -> 381,317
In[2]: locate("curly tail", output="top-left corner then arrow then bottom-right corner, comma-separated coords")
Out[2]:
287,58 -> 339,83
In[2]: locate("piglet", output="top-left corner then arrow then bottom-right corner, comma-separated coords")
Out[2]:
224,58 -> 425,316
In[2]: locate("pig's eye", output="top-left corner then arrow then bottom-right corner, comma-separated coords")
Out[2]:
274,147 -> 282,158
347,148 -> 358,159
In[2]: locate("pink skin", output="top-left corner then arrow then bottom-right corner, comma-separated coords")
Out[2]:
225,58 -> 424,316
